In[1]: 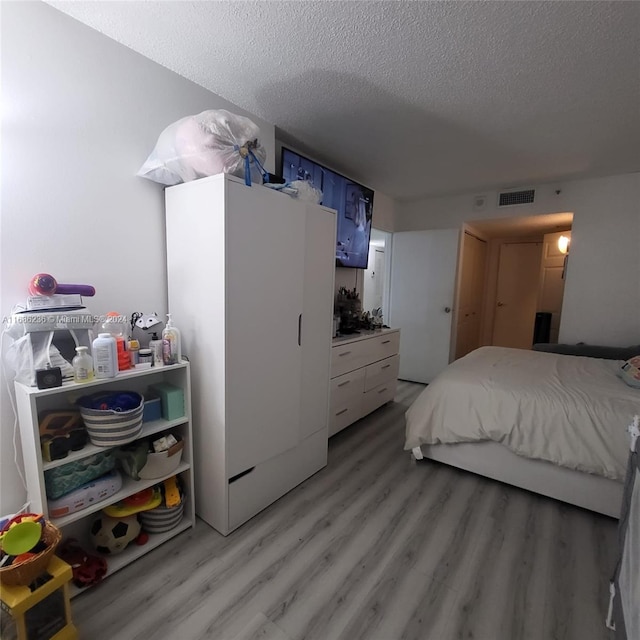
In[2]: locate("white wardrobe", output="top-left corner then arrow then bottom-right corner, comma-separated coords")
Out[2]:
165,173 -> 336,535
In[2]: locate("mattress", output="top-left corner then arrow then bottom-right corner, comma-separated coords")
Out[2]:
405,346 -> 639,481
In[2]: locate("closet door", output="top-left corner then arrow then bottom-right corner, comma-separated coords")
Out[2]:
225,181 -> 305,477
299,204 -> 336,440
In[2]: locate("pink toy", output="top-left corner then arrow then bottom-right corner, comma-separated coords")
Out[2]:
29,273 -> 95,297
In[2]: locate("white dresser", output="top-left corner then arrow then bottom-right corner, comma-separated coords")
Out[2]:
329,328 -> 400,436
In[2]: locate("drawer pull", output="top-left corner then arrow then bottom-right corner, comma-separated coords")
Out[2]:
381,364 -> 391,369
337,380 -> 351,387
338,351 -> 352,357
229,467 -> 256,484
335,408 -> 349,416
377,387 -> 388,394
381,340 -> 391,344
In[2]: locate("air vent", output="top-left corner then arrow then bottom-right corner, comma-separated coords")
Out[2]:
498,189 -> 535,207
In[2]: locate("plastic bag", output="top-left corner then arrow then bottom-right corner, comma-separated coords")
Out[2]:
137,109 -> 267,186
264,180 -> 323,203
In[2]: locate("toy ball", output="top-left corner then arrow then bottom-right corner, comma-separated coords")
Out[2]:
90,514 -> 140,555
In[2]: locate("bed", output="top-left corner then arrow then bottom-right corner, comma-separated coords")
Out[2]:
405,346 -> 640,518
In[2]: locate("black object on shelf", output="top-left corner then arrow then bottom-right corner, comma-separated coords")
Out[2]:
532,312 -> 552,345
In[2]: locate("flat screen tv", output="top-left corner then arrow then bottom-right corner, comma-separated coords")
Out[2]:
280,147 -> 374,269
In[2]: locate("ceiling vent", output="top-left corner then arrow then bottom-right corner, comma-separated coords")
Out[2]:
498,188 -> 535,207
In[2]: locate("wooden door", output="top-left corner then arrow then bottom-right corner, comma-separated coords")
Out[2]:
537,231 -> 570,343
389,229 -> 459,383
492,241 -> 542,349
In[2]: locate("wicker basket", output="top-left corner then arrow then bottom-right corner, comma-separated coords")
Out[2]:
0,520 -> 62,586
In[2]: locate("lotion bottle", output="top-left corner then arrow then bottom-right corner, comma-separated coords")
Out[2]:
162,313 -> 182,365
72,346 -> 94,383
92,333 -> 117,378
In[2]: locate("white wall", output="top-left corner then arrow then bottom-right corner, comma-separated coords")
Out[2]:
396,173 -> 640,347
0,1 -> 275,513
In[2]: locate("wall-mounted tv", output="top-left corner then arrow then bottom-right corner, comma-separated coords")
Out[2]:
280,147 -> 374,269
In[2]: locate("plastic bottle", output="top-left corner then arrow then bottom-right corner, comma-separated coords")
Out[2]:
72,346 -> 94,383
162,314 -> 182,365
102,312 -> 130,371
149,332 -> 164,368
92,333 -> 118,378
128,339 -> 140,366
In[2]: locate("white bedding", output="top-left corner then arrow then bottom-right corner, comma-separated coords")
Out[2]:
405,346 -> 639,481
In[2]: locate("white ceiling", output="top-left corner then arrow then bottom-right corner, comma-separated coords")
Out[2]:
48,1 -> 640,202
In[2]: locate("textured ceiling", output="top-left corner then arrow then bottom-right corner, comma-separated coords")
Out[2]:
48,1 -> 640,201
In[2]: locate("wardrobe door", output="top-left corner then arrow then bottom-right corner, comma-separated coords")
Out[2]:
225,181 -> 305,478
300,204 -> 336,440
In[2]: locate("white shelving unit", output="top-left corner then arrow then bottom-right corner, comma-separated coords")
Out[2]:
14,361 -> 195,594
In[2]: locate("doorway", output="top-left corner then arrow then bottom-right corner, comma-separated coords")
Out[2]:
363,228 -> 392,322
453,213 -> 573,359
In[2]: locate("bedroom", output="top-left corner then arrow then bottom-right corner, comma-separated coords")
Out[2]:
1,1 -> 639,639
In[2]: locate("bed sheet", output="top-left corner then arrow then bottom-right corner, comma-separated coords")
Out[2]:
405,346 -> 638,481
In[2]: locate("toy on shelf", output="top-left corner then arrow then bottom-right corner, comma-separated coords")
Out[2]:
102,486 -> 162,518
29,273 -> 95,297
90,514 -> 141,556
130,312 -> 165,349
57,538 -> 107,589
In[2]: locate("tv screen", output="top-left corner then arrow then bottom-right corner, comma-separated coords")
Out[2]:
281,147 -> 374,269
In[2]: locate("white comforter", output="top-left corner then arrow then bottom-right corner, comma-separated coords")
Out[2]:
405,346 -> 639,481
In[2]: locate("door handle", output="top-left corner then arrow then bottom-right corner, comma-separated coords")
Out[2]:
497,302 -> 505,307
444,307 -> 451,314
298,314 -> 302,346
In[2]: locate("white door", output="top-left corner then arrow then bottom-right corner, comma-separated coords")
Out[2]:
225,181 -> 305,477
492,241 -> 542,349
389,229 -> 459,383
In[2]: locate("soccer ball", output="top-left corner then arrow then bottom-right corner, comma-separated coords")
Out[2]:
90,514 -> 141,555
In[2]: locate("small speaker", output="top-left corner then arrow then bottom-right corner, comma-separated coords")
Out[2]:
36,366 -> 63,389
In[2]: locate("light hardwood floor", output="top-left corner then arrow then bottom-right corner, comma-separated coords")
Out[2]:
73,381 -> 617,640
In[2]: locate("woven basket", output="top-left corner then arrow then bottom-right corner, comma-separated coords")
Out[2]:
0,520 -> 62,586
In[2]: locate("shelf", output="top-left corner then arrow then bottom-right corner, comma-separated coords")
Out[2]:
69,516 -> 194,598
51,460 -> 191,527
16,361 -> 189,398
43,416 -> 189,471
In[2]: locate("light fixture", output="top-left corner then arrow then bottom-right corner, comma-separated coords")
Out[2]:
558,235 -> 570,254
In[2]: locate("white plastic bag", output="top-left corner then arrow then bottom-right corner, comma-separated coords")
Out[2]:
137,109 -> 266,186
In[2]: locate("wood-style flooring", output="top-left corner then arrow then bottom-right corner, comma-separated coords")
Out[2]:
73,381 -> 617,640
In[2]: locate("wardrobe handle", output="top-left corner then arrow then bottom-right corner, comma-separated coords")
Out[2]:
377,387 -> 388,394
381,364 -> 391,369
382,340 -> 391,344
336,408 -> 349,416
298,314 -> 302,346
337,380 -> 350,387
339,351 -> 352,357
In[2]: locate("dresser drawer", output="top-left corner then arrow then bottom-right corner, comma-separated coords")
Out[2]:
366,331 -> 400,364
364,354 -> 399,393
362,380 -> 396,418
331,368 -> 365,406
328,396 -> 363,437
331,340 -> 371,378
